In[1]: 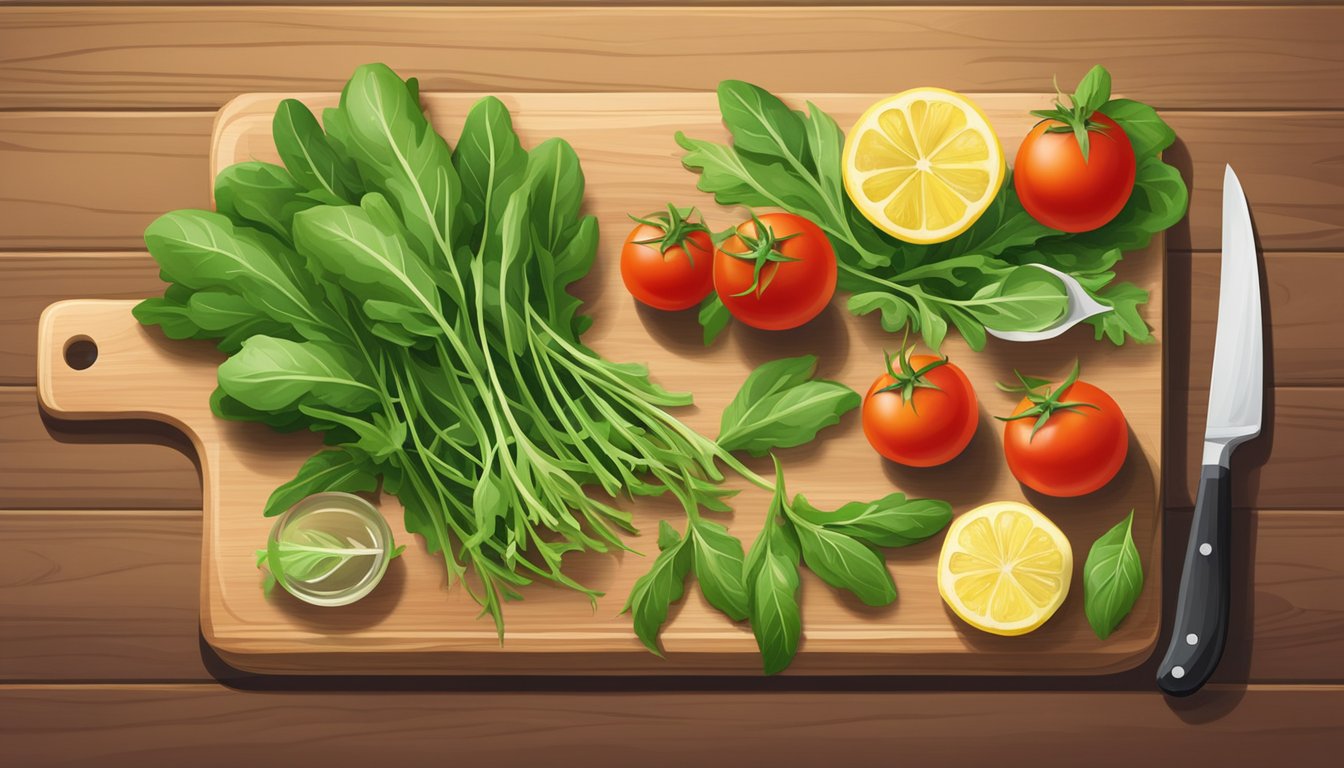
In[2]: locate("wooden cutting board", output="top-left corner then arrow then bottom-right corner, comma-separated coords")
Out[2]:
38,92 -> 1163,675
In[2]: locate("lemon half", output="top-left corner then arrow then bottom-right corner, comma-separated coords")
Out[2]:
843,88 -> 1005,244
938,501 -> 1072,636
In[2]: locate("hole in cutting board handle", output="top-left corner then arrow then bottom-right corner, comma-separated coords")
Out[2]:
63,336 -> 98,370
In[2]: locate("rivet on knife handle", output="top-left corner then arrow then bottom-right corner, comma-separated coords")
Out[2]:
1157,463 -> 1232,696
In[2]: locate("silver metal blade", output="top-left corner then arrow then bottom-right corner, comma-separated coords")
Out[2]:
1205,165 -> 1263,443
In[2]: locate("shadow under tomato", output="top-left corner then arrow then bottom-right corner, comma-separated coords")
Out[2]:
879,408 -> 1006,508
732,302 -> 852,379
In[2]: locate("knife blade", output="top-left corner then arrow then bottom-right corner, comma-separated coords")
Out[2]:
1157,165 -> 1263,696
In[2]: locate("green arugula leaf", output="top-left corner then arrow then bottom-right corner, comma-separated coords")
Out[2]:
262,449 -> 379,518
335,63 -> 464,270
1086,281 -> 1152,345
454,95 -> 530,233
791,517 -> 897,607
293,197 -> 444,323
717,80 -> 810,170
966,265 -> 1069,332
745,512 -> 802,675
791,493 -> 951,548
142,210 -> 336,342
717,355 -> 860,456
215,162 -> 321,242
622,520 -> 693,656
218,335 -> 379,413
1083,510 -> 1144,639
273,98 -> 360,203
690,517 -> 749,621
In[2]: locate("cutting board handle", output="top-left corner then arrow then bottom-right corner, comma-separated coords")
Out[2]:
37,300 -> 220,438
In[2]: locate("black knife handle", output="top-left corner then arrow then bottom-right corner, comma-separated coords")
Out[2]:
1157,464 -> 1232,696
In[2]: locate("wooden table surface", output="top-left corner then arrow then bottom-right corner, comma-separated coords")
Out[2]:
1,2 -> 1342,764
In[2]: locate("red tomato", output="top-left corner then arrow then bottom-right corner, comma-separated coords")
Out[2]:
620,207 -> 715,311
1002,375 -> 1128,497
714,213 -> 837,331
1014,113 -> 1136,233
862,353 -> 978,468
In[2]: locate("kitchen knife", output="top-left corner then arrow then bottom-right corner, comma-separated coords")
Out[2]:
1157,165 -> 1263,696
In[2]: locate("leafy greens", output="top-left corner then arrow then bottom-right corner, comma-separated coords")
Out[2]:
137,64 -> 952,670
678,66 -> 1187,350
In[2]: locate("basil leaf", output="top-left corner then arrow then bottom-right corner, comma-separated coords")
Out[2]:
273,98 -> 359,203
690,517 -> 749,621
1083,510 -> 1144,639
745,515 -> 802,675
1100,98 -> 1176,157
622,521 -> 693,656
1074,65 -> 1112,114
791,493 -> 951,548
698,293 -> 731,346
717,355 -> 860,456
218,335 -> 378,413
263,449 -> 379,518
792,520 -> 896,607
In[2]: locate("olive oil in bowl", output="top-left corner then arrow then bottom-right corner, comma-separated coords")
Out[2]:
265,492 -> 394,607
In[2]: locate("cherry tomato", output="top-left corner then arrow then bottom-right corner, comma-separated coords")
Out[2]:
1014,112 -> 1136,233
620,205 -> 715,311
862,352 -> 978,468
714,213 -> 837,331
1001,365 -> 1128,497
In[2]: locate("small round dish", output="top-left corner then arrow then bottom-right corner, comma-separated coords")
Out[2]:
266,492 -> 393,607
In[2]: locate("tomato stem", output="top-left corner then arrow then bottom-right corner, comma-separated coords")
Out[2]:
876,329 -> 947,414
628,203 -> 712,266
721,212 -> 801,298
995,359 -> 1100,439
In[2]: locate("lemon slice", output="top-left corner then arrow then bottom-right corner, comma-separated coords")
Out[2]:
843,88 -> 1005,244
938,501 -> 1072,636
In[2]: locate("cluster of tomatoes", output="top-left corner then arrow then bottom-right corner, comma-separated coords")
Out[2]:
862,353 -> 1127,498
620,204 -> 1128,500
620,208 -> 836,330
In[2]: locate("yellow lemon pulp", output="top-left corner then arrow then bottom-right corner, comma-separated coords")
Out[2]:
843,88 -> 1005,244
938,501 -> 1072,636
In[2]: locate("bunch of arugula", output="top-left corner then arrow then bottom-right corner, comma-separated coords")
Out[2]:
136,63 -> 951,672
679,65 -> 1188,351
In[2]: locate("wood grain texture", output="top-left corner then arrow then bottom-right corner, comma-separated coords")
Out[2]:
0,386 -> 200,510
0,253 -> 166,385
1169,387 -> 1344,510
1,508 -> 1336,683
4,108 -> 1341,252
19,376 -> 1338,514
6,250 -> 1342,388
0,112 -> 212,251
0,7 -> 1341,109
4,1 -> 1334,6
40,90 -> 1160,676
0,510 -> 209,681
35,281 -> 1162,675
3,684 -> 1343,768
